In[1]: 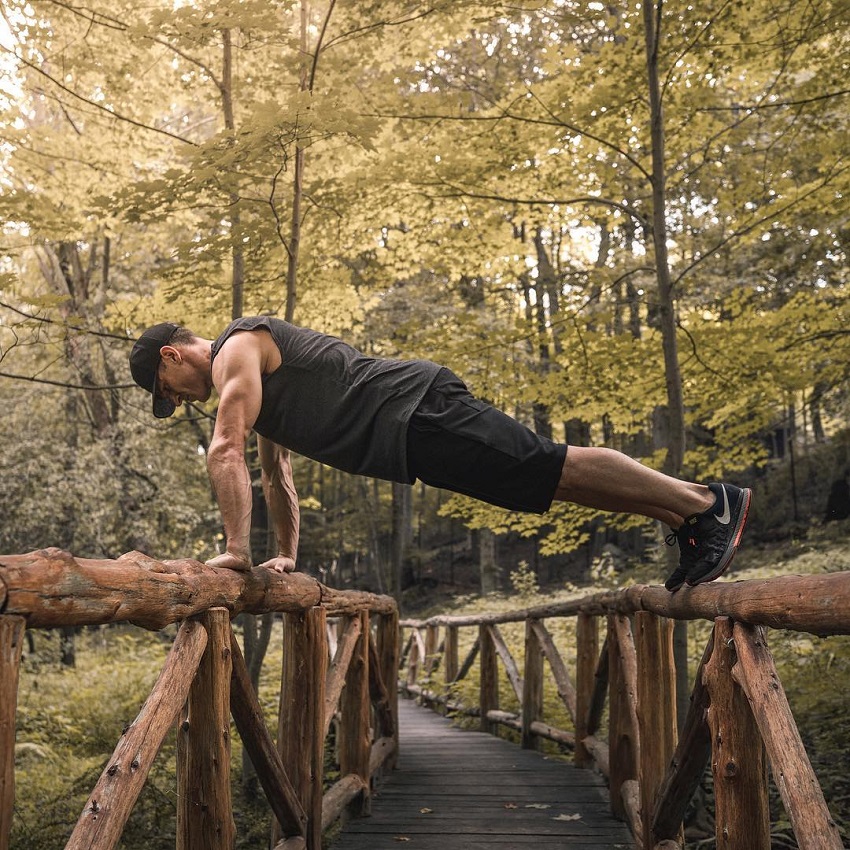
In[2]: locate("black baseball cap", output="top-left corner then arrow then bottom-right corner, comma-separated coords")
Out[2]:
129,322 -> 180,418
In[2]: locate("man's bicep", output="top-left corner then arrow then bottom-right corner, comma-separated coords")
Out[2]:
213,340 -> 265,441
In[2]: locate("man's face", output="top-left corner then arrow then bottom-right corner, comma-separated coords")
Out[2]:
156,348 -> 212,410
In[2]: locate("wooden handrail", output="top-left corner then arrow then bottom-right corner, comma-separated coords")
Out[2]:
0,549 -> 395,630
401,571 -> 850,635
0,549 -> 399,850
401,569 -> 850,850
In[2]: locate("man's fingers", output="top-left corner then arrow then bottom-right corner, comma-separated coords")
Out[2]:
259,556 -> 297,574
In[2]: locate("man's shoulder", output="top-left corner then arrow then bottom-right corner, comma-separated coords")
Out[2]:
219,325 -> 284,377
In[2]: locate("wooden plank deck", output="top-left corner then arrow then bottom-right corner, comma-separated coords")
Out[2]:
330,699 -> 633,849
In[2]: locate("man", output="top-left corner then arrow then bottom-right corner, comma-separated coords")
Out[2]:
129,316 -> 751,591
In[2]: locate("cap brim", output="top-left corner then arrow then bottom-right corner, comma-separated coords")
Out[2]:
153,395 -> 176,418
150,371 -> 176,419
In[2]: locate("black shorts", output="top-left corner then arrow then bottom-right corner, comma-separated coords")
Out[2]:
405,368 -> 567,514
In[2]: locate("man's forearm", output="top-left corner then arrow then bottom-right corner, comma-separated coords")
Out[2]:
207,443 -> 253,561
264,448 -> 300,560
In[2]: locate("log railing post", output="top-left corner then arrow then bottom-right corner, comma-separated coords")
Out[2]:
575,613 -> 598,768
376,611 -> 399,770
521,618 -> 544,750
703,618 -> 770,850
732,622 -> 842,850
443,625 -> 459,715
340,610 -> 371,818
635,611 -> 676,850
177,608 -> 235,850
405,629 -> 420,689
0,616 -> 25,850
423,623 -> 439,679
651,628 -> 714,842
608,614 -> 639,824
276,607 -> 328,850
530,620 -> 577,720
69,619 -> 208,850
479,624 -> 499,735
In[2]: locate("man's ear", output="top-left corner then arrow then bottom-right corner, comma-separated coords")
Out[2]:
159,345 -> 182,364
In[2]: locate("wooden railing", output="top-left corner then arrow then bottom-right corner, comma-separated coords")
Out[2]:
401,571 -> 850,850
0,548 -> 400,850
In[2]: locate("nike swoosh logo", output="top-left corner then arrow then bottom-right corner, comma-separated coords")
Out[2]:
716,488 -> 731,525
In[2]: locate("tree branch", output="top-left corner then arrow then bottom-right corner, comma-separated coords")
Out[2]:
308,0 -> 337,92
671,158 -> 850,289
0,370 -> 133,390
1,45 -> 197,147
0,299 -> 131,341
412,178 -> 650,229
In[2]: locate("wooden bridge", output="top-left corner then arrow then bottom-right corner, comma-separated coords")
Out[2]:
1,548 -> 848,850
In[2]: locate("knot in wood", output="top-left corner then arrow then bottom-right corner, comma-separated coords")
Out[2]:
724,760 -> 738,777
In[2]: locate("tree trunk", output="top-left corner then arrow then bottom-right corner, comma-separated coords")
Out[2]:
643,0 -> 689,724
390,483 -> 413,602
479,529 -> 499,594
60,626 -> 76,668
221,28 -> 244,320
220,29 -> 272,793
285,1 -> 310,322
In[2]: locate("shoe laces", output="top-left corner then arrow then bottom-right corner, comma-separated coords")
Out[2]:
667,525 -> 699,565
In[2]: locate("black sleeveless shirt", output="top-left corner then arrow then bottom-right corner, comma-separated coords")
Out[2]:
211,317 -> 441,483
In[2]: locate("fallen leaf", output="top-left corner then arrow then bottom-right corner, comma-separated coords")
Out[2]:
552,813 -> 582,821
419,808 -> 433,814
393,837 -> 411,842
503,803 -> 518,809
525,803 -> 551,809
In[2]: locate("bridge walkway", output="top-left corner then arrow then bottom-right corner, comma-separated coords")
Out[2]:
330,699 -> 633,850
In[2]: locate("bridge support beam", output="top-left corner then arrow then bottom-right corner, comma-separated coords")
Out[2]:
69,619 -> 207,850
635,611 -> 676,850
276,607 -> 328,850
608,614 -> 640,824
0,616 -> 24,850
177,608 -> 235,850
733,621 -> 844,850
479,624 -> 499,735
575,613 -> 599,768
521,619 -> 544,750
340,610 -> 371,818
703,617 -> 769,850
376,610 -> 399,767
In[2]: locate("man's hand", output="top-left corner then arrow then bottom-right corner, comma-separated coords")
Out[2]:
206,551 -> 252,571
258,555 -> 297,574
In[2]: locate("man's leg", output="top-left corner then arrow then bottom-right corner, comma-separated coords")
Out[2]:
554,446 -> 751,591
553,445 -> 713,524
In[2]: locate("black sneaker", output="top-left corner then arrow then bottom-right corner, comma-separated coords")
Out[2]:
664,525 -> 699,592
684,482 -> 752,587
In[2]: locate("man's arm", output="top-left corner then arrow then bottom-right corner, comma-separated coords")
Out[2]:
205,334 -> 264,571
257,436 -> 300,574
